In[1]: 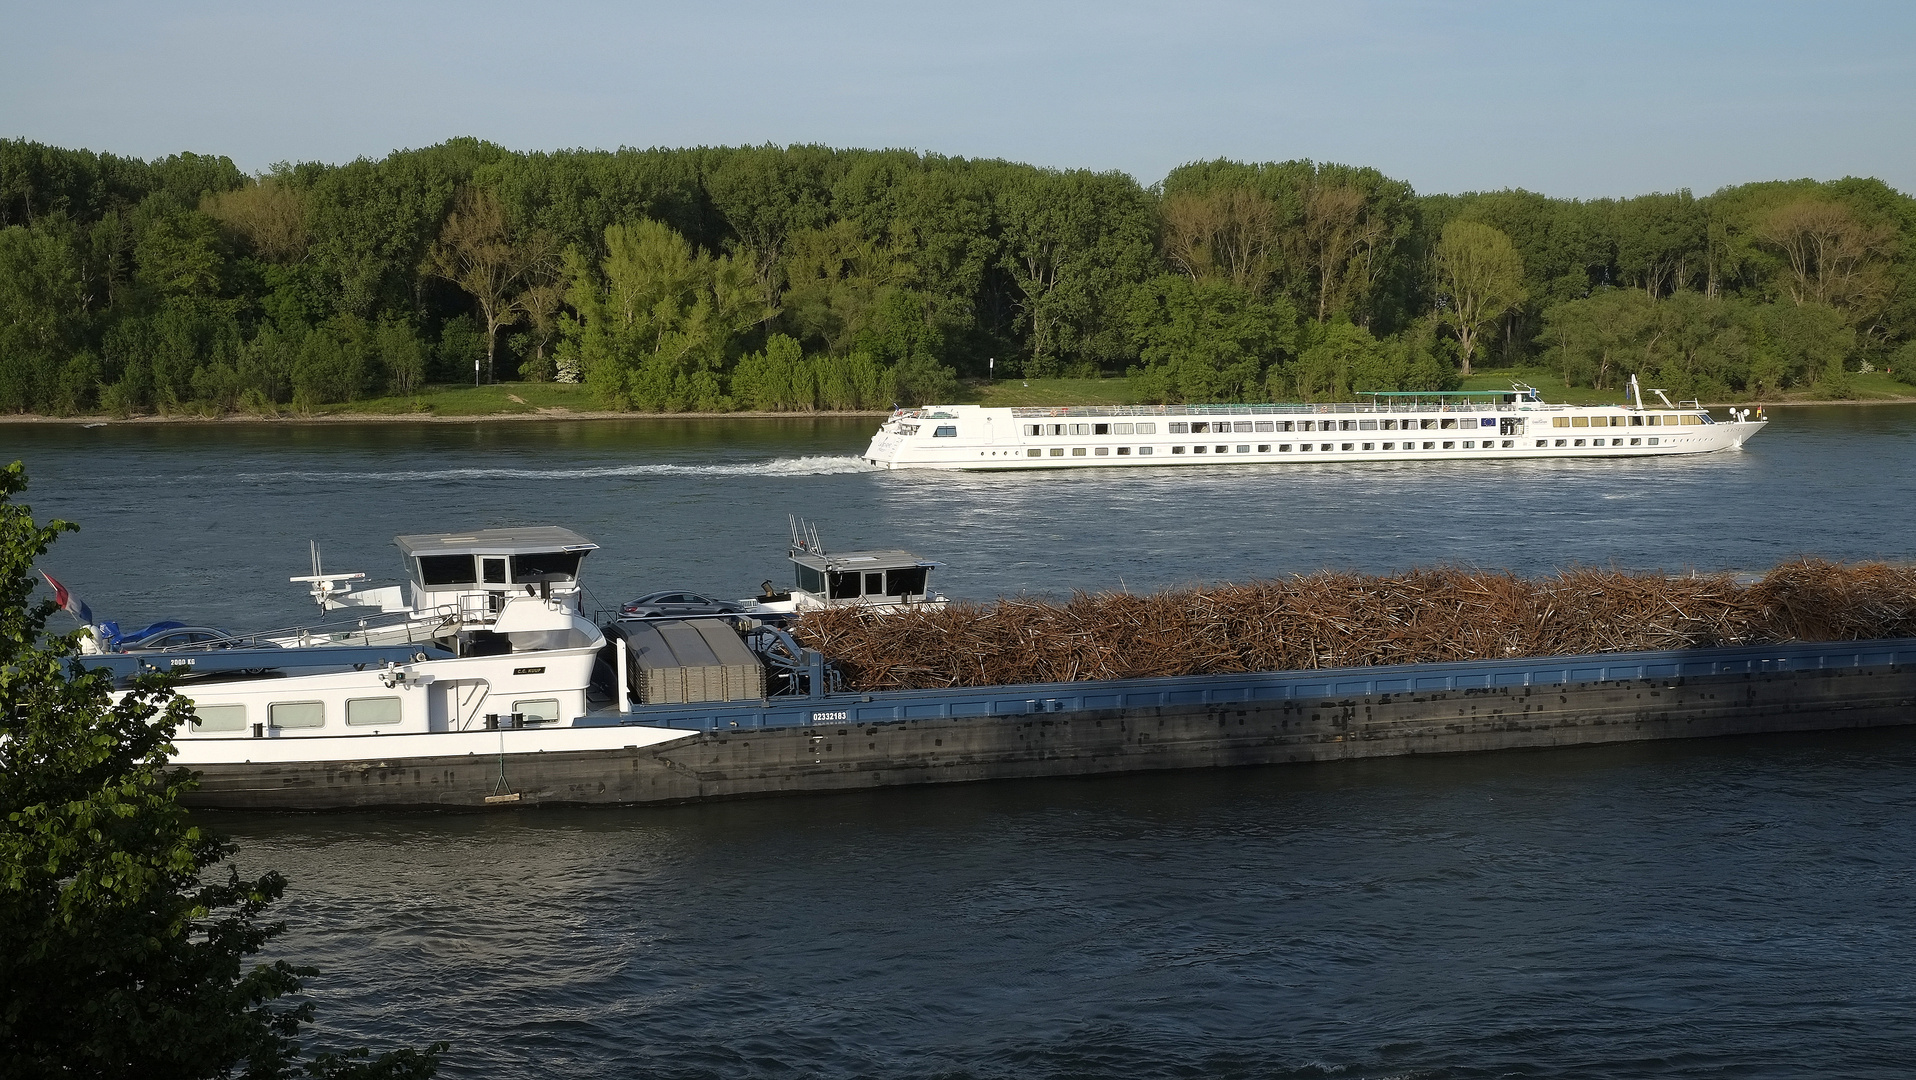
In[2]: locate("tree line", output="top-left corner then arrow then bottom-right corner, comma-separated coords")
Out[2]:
2,136 -> 1912,414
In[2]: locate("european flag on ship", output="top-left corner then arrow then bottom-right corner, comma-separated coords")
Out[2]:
39,570 -> 94,625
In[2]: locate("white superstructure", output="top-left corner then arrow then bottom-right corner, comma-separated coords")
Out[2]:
863,381 -> 1767,471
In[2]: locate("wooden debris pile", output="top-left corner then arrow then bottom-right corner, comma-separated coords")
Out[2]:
792,559 -> 1916,692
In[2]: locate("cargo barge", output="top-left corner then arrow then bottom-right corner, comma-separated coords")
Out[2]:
76,528 -> 1914,811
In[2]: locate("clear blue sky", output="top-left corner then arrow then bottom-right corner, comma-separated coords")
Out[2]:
5,0 -> 1911,198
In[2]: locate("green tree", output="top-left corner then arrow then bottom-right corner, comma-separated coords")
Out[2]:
0,462 -> 443,1078
423,187 -> 562,384
1434,219 -> 1527,375
1128,276 -> 1297,403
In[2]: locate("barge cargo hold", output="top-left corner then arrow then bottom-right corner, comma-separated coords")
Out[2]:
180,637 -> 1916,811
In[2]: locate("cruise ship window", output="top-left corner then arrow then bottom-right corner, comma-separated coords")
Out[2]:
1553,417 -> 1570,428
346,697 -> 402,726
1169,422 -> 1189,434
1442,441 -> 1455,449
1172,446 -> 1186,454
1234,422 -> 1254,433
1422,441 -> 1435,449
1068,423 -> 1090,435
1258,444 -> 1271,452
1536,440 -> 1547,447
1254,421 -> 1274,432
1071,447 -> 1087,456
1048,448 -> 1064,456
1555,439 -> 1567,446
1630,437 -> 1642,445
1094,447 -> 1109,455
1139,446 -> 1154,455
1358,420 -> 1378,431
1462,440 -> 1474,449
1114,423 -> 1135,434
934,426 -> 957,437
1136,423 -> 1156,434
1362,442 -> 1374,450
1340,421 -> 1356,431
1321,443 -> 1333,451
1630,415 -> 1644,426
1191,422 -> 1210,433
1341,443 -> 1353,451
1094,423 -> 1110,435
192,703 -> 246,731
1281,421 -> 1295,432
1382,442 -> 1395,450
1117,446 -> 1132,455
1573,438 -> 1586,446
1027,449 -> 1042,457
1649,437 -> 1660,445
270,701 -> 323,729
1571,416 -> 1589,428
1440,418 -> 1457,429
1422,419 -> 1438,429
1280,443 -> 1293,451
1380,420 -> 1396,430
1236,445 -> 1250,453
1025,425 -> 1042,435
1193,445 -> 1207,453
1299,443 -> 1312,451
1215,444 -> 1228,453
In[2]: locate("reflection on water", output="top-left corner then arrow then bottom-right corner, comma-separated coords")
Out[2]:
5,407 -> 1916,1077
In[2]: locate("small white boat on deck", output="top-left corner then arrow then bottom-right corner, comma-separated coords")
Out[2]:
862,378 -> 1768,471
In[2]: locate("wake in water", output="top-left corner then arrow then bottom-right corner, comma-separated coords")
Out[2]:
233,455 -> 878,483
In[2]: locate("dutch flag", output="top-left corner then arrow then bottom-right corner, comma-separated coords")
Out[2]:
39,571 -> 94,626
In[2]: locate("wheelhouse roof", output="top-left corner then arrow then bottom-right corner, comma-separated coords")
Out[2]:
790,549 -> 938,572
394,527 -> 598,558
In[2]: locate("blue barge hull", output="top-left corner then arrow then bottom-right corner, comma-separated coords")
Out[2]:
185,637 -> 1916,810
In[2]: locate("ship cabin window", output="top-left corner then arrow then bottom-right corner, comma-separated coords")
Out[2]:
864,572 -> 883,594
1442,441 -> 1456,449
1571,416 -> 1590,428
1440,418 -> 1457,429
828,571 -> 861,600
1423,441 -> 1436,449
1462,440 -> 1474,448
1094,447 -> 1109,455
1071,447 -> 1087,456
1048,424 -> 1066,435
192,703 -> 246,731
1300,443 -> 1312,451
1358,420 -> 1378,431
1300,420 -> 1315,431
1254,421 -> 1273,432
1025,424 -> 1043,436
346,696 -> 402,726
1236,445 -> 1250,453
1280,421 -> 1296,432
1191,422 -> 1210,433
1232,422 -> 1251,433
1536,439 -> 1547,447
1280,443 -> 1294,451
934,426 -> 958,437
482,557 -> 507,584
1649,437 -> 1660,445
1630,415 -> 1644,426
796,564 -> 825,594
1117,446 -> 1132,455
1136,423 -> 1156,434
1341,443 -> 1354,451
1555,439 -> 1567,447
1048,448 -> 1064,456
1362,442 -> 1374,451
1027,449 -> 1042,457
1169,422 -> 1189,434
1138,446 -> 1154,455
418,554 -> 478,586
1193,445 -> 1208,454
887,567 -> 929,596
1340,420 -> 1356,431
1172,446 -> 1186,454
1068,423 -> 1090,435
1683,414 -> 1703,426
270,701 -> 323,729
1380,419 -> 1396,430
1114,423 -> 1135,434
1421,419 -> 1438,429
512,551 -> 584,584
514,699 -> 562,723
1094,423 -> 1110,434
1553,417 -> 1570,428
1630,437 -> 1642,445
1382,442 -> 1395,450
1573,438 -> 1586,447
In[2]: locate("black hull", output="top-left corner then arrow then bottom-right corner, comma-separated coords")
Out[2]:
184,656 -> 1916,810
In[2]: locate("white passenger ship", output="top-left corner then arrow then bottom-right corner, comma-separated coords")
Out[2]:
863,380 -> 1767,470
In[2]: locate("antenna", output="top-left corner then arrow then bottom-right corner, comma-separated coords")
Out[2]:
290,540 -> 365,612
787,515 -> 826,555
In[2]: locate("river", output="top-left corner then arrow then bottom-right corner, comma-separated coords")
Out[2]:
6,405 -> 1916,1078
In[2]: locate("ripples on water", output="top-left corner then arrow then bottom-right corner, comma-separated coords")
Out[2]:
6,407 -> 1916,1078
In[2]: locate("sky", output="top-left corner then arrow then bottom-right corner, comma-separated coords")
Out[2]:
4,0 -> 1912,199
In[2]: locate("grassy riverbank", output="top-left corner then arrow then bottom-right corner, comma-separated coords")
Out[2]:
4,372 -> 1913,423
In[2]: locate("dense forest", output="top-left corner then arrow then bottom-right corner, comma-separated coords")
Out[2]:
2,137 -> 1913,414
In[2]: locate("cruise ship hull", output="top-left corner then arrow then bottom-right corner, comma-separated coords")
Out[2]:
862,403 -> 1766,470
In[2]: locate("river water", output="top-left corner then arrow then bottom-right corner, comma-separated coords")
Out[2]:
7,406 -> 1916,1078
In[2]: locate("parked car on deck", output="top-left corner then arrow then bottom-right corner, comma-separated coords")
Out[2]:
617,591 -> 748,618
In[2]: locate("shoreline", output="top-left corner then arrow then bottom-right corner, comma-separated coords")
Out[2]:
2,397 -> 1913,426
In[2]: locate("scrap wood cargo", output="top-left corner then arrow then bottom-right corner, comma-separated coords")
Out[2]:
794,560 -> 1916,692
